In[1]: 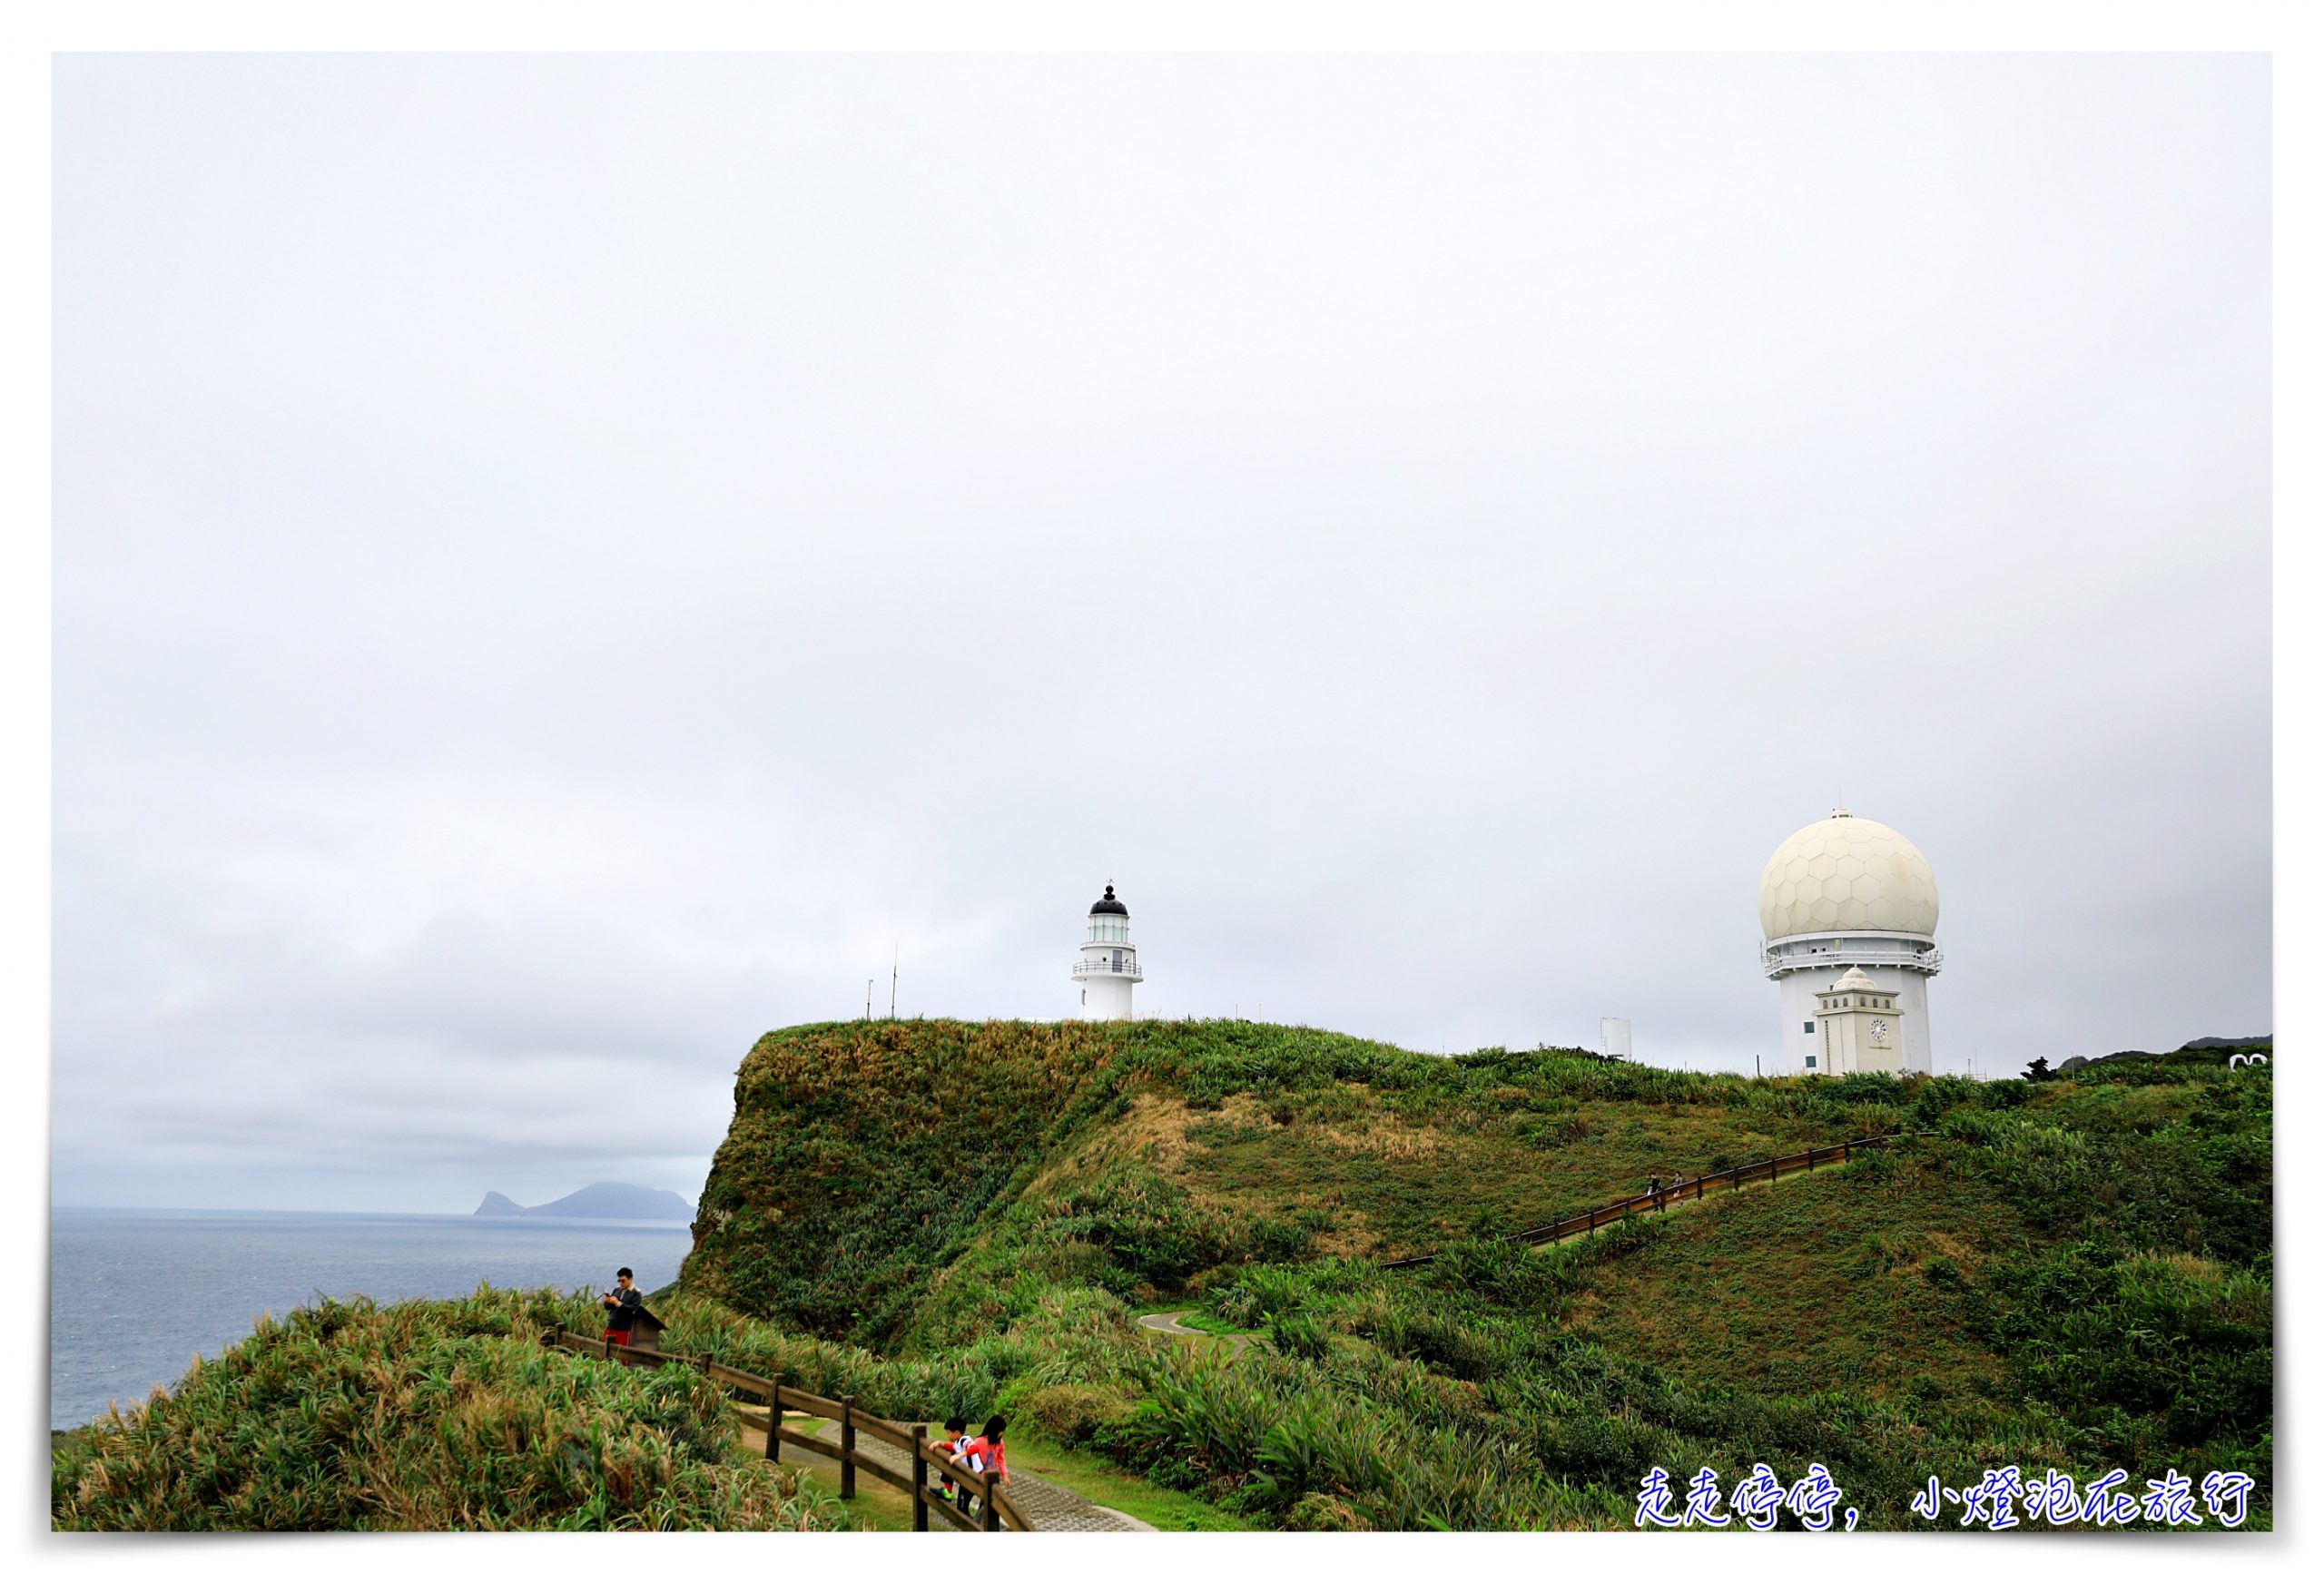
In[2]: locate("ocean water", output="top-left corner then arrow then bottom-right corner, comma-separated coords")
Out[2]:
49,1207 -> 694,1431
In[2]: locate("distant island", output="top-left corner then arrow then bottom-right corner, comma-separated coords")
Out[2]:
473,1183 -> 694,1221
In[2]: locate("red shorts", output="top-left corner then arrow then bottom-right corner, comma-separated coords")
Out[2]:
603,1329 -> 632,1344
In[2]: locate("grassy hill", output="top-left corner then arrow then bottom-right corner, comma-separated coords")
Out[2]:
62,1020 -> 2270,1531
1564,1143 -> 2019,1403
52,1287 -> 844,1531
675,1019 -> 2272,1530
683,1018 -> 1904,1347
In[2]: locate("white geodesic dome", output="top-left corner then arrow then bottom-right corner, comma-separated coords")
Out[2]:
1758,812 -> 1939,940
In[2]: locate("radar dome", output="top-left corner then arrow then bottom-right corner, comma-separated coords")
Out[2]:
1758,811 -> 1938,940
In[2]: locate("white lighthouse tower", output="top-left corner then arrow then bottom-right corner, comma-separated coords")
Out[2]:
1758,811 -> 1943,1076
1070,882 -> 1143,1020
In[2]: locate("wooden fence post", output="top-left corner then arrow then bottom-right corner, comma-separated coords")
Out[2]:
911,1425 -> 930,1532
840,1395 -> 857,1499
766,1372 -> 783,1464
981,1478 -> 1001,1531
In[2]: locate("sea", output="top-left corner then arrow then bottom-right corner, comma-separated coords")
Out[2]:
49,1207 -> 694,1431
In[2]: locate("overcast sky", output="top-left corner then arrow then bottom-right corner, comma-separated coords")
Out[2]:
50,53 -> 2270,1213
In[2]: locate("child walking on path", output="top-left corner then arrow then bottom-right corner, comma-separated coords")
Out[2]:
934,1416 -> 968,1509
947,1415 -> 1009,1518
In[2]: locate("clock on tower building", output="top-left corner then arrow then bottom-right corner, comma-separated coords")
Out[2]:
1807,965 -> 1906,1075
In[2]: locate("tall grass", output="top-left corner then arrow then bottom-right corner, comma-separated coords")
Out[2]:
673,1020 -> 2270,1530
689,1018 -> 1945,1347
52,1287 -> 845,1531
73,1031 -> 2267,1531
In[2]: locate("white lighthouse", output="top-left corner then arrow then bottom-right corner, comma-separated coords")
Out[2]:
1758,811 -> 1942,1076
1070,882 -> 1143,1020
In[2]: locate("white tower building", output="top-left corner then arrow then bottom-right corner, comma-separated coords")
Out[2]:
1070,882 -> 1143,1020
1807,965 -> 1908,1075
1758,811 -> 1942,1076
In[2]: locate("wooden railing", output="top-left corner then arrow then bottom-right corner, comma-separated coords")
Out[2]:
542,1330 -> 1031,1532
1379,1132 -> 1921,1270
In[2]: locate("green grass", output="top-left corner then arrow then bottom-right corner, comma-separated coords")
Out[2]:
67,1026 -> 2270,1532
685,1018 -> 1917,1351
1565,1147 -> 2021,1403
1006,1431 -> 1260,1529
674,1022 -> 2270,1530
1171,1092 -> 1851,1258
51,1287 -> 846,1531
748,1419 -> 918,1531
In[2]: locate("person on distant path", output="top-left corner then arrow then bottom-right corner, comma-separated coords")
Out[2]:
601,1267 -> 643,1345
1648,1175 -> 1662,1211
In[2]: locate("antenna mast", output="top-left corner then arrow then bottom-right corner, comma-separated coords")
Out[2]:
891,944 -> 898,1020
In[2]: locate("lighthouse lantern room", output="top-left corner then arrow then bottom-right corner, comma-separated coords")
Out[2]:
1070,883 -> 1142,1020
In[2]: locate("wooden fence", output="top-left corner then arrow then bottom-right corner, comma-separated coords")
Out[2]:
1379,1132 -> 1918,1270
542,1330 -> 1031,1532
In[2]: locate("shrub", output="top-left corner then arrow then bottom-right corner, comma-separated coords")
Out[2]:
1984,1078 -> 2033,1110
1283,1490 -> 1368,1530
1266,1309 -> 1331,1362
1245,1216 -> 1318,1262
1042,1168 -> 1236,1289
669,1018 -> 2272,1530
51,1289 -> 845,1531
1015,1383 -> 1132,1447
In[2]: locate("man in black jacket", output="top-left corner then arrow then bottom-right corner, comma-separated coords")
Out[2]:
601,1267 -> 644,1344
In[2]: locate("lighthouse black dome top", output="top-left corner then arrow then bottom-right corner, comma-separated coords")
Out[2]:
1088,884 -> 1128,917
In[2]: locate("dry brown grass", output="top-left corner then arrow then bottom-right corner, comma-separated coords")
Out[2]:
1313,1114 -> 1446,1161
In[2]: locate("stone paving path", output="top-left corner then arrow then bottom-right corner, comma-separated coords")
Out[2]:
747,1417 -> 1152,1532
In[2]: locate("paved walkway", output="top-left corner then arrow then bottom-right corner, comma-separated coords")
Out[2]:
743,1416 -> 1151,1532
1137,1312 -> 1256,1359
